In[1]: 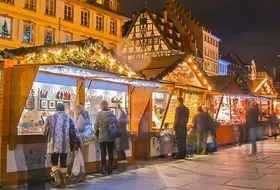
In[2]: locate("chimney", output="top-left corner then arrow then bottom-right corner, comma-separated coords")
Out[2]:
273,66 -> 276,78
162,9 -> 168,23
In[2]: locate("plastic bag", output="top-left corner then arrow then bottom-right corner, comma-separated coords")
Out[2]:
71,149 -> 85,177
80,124 -> 97,145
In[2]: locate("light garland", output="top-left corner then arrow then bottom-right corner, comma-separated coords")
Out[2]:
39,66 -> 162,88
16,41 -> 138,79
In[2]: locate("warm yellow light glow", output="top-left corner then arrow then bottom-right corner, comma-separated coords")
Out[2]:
56,49 -> 62,56
101,54 -> 105,59
43,53 -> 47,58
198,73 -> 202,77
110,59 -> 116,66
208,86 -> 212,91
204,79 -> 207,84
188,57 -> 192,63
254,78 -> 268,93
194,65 -> 197,70
128,72 -> 132,78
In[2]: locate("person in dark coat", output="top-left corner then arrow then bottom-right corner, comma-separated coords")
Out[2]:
94,101 -> 118,176
193,106 -> 210,155
174,97 -> 190,159
246,102 -> 260,154
115,104 -> 129,172
268,112 -> 279,139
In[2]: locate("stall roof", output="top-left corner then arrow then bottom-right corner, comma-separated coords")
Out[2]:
128,55 -> 213,90
0,38 -> 141,79
0,38 -> 165,87
208,74 -> 252,95
247,76 -> 277,97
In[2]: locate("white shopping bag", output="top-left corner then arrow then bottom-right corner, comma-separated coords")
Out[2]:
71,149 -> 85,176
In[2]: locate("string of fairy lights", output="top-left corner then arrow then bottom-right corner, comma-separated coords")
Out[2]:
19,41 -> 138,79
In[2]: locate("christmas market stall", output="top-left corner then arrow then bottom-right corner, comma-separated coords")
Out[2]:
128,55 -> 213,158
207,72 -> 277,145
0,38 -> 161,186
207,74 -> 254,145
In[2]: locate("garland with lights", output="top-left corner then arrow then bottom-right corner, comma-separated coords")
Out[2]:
1,38 -> 140,79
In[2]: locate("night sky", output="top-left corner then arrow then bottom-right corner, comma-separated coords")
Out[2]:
121,0 -> 280,69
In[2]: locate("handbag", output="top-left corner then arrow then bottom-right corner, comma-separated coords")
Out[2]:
80,123 -> 97,145
109,123 -> 122,138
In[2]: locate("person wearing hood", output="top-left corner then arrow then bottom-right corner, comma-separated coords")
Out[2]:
94,100 -> 118,175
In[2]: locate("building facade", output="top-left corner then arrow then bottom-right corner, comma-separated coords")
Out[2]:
0,0 -> 127,52
218,59 -> 229,75
122,0 -> 220,76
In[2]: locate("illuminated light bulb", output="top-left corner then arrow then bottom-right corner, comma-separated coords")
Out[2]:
198,73 -> 202,77
188,57 -> 192,63
43,53 -> 47,58
119,67 -> 123,72
56,49 -> 62,55
110,59 -> 116,66
208,86 -> 212,91
101,54 -> 105,59
194,65 -> 197,70
204,79 -> 207,84
128,72 -> 132,78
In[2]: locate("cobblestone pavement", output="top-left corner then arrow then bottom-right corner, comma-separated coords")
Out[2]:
18,139 -> 280,190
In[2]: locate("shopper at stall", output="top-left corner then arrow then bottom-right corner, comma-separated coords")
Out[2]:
173,97 -> 189,159
75,104 -> 91,132
115,104 -> 129,173
94,100 -> 118,175
44,103 -> 76,189
246,102 -> 260,154
193,106 -> 210,155
160,122 -> 175,160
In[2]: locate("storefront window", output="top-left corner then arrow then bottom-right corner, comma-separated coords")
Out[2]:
84,80 -> 128,127
273,101 -> 280,119
18,75 -> 76,135
152,89 -> 171,129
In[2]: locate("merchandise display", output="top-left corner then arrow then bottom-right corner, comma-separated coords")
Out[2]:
184,91 -> 204,125
152,90 -> 170,129
273,101 -> 280,119
18,82 -> 76,135
85,88 -> 127,125
213,95 -> 247,125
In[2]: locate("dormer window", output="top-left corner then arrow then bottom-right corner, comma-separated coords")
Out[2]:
96,0 -> 103,4
109,0 -> 117,11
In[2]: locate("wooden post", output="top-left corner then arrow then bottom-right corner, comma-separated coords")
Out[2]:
76,78 -> 85,105
215,95 -> 224,122
160,86 -> 175,130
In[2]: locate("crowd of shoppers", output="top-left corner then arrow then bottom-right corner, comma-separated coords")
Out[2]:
44,101 -> 130,188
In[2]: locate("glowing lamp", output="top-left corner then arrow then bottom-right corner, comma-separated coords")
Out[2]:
101,54 -> 105,59
194,65 -> 197,70
188,57 -> 192,63
43,53 -> 47,58
198,73 -> 202,77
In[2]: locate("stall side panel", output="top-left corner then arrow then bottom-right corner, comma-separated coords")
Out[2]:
9,65 -> 38,150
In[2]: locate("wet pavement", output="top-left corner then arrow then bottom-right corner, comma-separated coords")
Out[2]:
17,139 -> 280,190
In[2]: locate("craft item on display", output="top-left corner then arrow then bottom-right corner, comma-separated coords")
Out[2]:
40,89 -> 48,98
25,98 -> 35,110
48,100 -> 56,109
39,100 -> 48,109
111,96 -> 122,103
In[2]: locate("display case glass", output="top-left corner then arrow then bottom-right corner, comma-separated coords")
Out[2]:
18,82 -> 76,135
85,83 -> 128,126
152,89 -> 171,129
